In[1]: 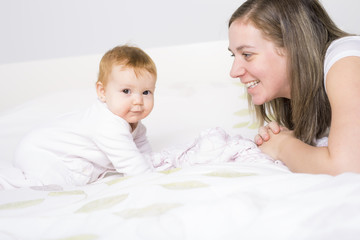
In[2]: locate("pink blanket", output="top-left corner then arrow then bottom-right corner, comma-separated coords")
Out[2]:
151,127 -> 286,171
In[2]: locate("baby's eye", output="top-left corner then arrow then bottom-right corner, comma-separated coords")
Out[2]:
122,89 -> 131,94
143,90 -> 151,95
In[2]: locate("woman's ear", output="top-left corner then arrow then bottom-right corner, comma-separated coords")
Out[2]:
96,82 -> 106,102
276,46 -> 287,57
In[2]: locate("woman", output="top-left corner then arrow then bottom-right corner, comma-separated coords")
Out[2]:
228,0 -> 360,175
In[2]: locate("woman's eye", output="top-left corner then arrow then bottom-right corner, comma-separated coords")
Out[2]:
122,89 -> 130,94
143,90 -> 151,95
243,53 -> 252,58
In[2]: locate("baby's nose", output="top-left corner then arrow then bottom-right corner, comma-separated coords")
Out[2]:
133,93 -> 143,104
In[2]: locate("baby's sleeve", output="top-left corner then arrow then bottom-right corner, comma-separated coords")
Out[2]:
92,118 -> 153,176
133,122 -> 152,155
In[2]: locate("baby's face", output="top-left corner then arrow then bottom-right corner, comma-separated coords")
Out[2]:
98,65 -> 156,125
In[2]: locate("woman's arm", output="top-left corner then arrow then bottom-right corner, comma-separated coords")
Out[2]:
258,56 -> 360,175
325,56 -> 360,173
259,129 -> 333,173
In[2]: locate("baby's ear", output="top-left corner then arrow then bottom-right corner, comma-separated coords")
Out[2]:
96,82 -> 106,102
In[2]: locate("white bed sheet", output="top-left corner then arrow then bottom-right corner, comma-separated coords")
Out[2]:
1,162 -> 359,240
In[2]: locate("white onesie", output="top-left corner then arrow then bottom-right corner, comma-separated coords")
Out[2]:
14,100 -> 153,186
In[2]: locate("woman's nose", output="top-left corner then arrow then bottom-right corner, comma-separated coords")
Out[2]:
230,60 -> 246,78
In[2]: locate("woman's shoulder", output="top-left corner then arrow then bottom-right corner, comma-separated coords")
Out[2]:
324,36 -> 360,80
326,36 -> 360,55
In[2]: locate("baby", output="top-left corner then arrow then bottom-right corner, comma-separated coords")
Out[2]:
14,45 -> 157,186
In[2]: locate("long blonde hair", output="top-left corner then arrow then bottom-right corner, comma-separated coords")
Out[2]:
229,0 -> 350,145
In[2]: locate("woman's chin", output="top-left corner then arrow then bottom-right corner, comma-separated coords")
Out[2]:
251,97 -> 266,106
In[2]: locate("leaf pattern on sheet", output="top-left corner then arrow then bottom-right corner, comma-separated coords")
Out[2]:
159,168 -> 181,174
48,190 -> 86,197
54,234 -> 99,240
233,82 -> 243,88
115,203 -> 182,219
233,109 -> 259,129
161,181 -> 208,190
234,109 -> 251,117
75,194 -> 128,213
233,86 -> 260,130
105,176 -> 130,186
205,171 -> 256,178
233,121 -> 251,128
247,122 -> 259,129
30,184 -> 64,191
0,199 -> 44,210
233,107 -> 259,129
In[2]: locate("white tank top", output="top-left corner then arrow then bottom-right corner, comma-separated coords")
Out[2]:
324,36 -> 360,92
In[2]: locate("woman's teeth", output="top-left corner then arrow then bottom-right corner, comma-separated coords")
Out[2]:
245,80 -> 259,88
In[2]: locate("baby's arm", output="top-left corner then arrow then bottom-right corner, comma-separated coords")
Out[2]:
93,119 -> 153,176
133,122 -> 152,155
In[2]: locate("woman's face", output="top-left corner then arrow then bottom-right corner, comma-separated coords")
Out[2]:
228,19 -> 291,105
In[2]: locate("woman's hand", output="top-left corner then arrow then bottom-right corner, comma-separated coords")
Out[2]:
254,121 -> 282,146
258,127 -> 294,160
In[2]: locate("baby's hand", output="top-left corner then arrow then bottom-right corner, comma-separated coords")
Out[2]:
254,121 -> 282,146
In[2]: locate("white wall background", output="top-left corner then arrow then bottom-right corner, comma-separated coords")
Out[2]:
0,0 -> 359,65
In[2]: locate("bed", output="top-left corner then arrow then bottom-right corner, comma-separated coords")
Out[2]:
0,41 -> 360,240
